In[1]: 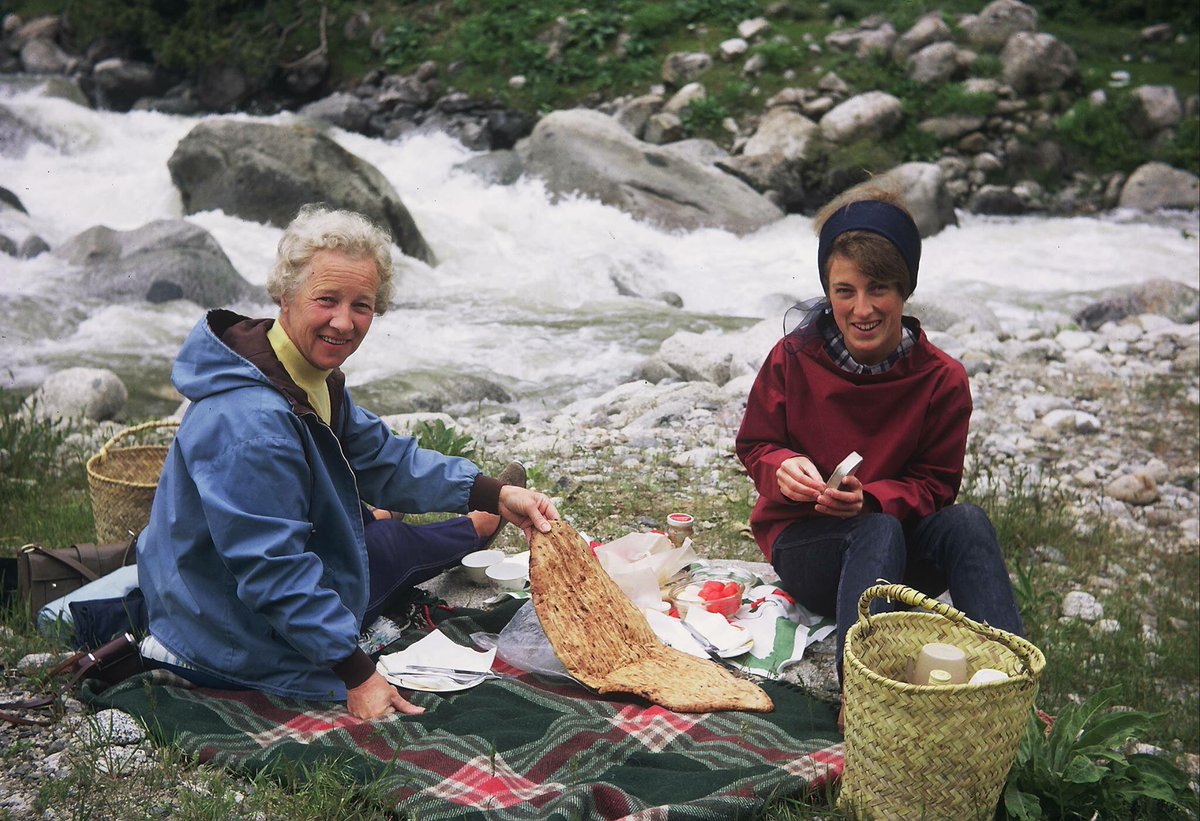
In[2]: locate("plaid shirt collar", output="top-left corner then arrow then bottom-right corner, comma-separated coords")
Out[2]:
820,313 -> 915,375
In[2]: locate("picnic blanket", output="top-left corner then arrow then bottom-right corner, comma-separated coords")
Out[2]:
80,599 -> 843,820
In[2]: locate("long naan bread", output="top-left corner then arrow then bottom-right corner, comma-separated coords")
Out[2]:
530,520 -> 773,713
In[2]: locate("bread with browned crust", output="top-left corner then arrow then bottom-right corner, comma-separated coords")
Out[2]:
530,520 -> 773,713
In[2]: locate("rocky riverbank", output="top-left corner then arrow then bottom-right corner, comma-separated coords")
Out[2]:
3,277 -> 1198,817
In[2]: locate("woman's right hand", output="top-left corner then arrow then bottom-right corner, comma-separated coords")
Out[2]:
777,456 -> 825,503
346,672 -> 425,720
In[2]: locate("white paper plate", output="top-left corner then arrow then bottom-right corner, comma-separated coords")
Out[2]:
716,639 -> 755,658
385,672 -> 490,692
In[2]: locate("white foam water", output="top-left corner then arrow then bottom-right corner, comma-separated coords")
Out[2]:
1,85 -> 1197,413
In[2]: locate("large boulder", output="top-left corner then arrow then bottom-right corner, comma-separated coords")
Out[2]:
1117,163 -> 1199,211
819,91 -> 904,144
23,367 -> 127,422
742,107 -> 820,161
168,119 -> 435,264
1074,279 -> 1199,330
959,0 -> 1037,50
1000,32 -> 1078,95
91,58 -> 172,112
1127,85 -> 1183,137
53,220 -> 260,306
848,163 -> 957,237
516,109 -> 783,236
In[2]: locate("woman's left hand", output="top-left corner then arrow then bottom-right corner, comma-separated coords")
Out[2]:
815,475 -> 865,519
498,486 -> 560,540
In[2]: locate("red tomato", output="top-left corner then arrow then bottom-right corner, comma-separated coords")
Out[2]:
706,597 -> 740,617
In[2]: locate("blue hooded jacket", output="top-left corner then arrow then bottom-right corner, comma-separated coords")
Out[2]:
138,310 -> 491,700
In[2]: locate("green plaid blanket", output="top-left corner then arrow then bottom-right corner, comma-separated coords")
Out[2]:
81,600 -> 843,820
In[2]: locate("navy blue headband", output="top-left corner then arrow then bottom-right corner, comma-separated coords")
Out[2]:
817,200 -> 921,295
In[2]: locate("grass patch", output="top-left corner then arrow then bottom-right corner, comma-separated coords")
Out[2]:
0,389 -> 95,553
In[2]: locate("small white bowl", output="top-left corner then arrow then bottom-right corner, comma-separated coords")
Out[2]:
461,549 -> 505,584
485,560 -> 529,591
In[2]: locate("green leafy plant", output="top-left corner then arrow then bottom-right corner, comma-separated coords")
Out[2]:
411,420 -> 476,459
1054,96 -> 1149,173
1003,688 -> 1198,819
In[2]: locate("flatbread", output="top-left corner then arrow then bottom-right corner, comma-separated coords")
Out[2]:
530,520 -> 773,713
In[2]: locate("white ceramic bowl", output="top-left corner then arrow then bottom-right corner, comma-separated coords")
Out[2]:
461,549 -> 505,584
485,560 -> 529,591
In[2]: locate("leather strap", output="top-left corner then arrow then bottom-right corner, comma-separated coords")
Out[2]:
26,545 -> 101,582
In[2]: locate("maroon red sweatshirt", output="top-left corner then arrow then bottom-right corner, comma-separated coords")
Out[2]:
735,318 -> 972,560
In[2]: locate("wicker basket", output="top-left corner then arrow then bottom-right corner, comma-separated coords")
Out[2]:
86,420 -> 178,543
838,583 -> 1045,821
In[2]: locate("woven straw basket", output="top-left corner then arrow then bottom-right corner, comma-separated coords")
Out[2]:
86,420 -> 178,543
838,583 -> 1045,821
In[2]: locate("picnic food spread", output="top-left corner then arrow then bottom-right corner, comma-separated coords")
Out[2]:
529,520 -> 774,713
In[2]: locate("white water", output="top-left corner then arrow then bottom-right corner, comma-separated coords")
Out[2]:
2,85 -> 1198,414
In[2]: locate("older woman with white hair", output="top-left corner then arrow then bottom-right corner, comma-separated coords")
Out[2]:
137,204 -> 557,719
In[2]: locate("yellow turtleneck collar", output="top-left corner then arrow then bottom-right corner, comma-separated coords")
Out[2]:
267,319 -> 332,424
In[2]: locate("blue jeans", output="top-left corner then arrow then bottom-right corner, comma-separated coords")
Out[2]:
361,515 -> 482,626
771,504 -> 1023,682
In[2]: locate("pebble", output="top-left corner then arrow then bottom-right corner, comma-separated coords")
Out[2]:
1062,591 -> 1104,622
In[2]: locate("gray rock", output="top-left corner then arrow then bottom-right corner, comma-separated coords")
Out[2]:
741,107 -> 819,161
19,38 -> 76,74
719,37 -> 749,61
299,92 -> 376,133
54,220 -> 259,306
854,162 -> 958,237
18,234 -> 48,258
968,185 -> 1027,215
662,52 -> 713,86
1128,85 -> 1183,137
1061,590 -> 1103,622
657,138 -> 728,165
23,367 -> 127,422
819,91 -> 903,144
918,114 -> 986,142
1074,279 -> 1200,329
960,0 -> 1038,51
717,151 -> 807,211
167,119 -> 436,264
643,111 -> 683,145
72,709 -> 146,747
825,21 -> 896,58
631,357 -> 683,385
195,64 -> 251,111
1105,472 -> 1159,505
908,297 -> 1001,334
454,150 -> 524,185
907,42 -> 963,86
1117,162 -> 1199,211
893,13 -> 953,61
516,109 -> 782,236
663,82 -> 707,116
91,58 -> 170,112
614,94 -> 664,139
1000,32 -> 1078,95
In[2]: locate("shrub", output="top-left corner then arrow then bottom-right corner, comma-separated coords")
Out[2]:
412,420 -> 476,459
1054,96 -> 1149,173
1003,688 -> 1199,819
